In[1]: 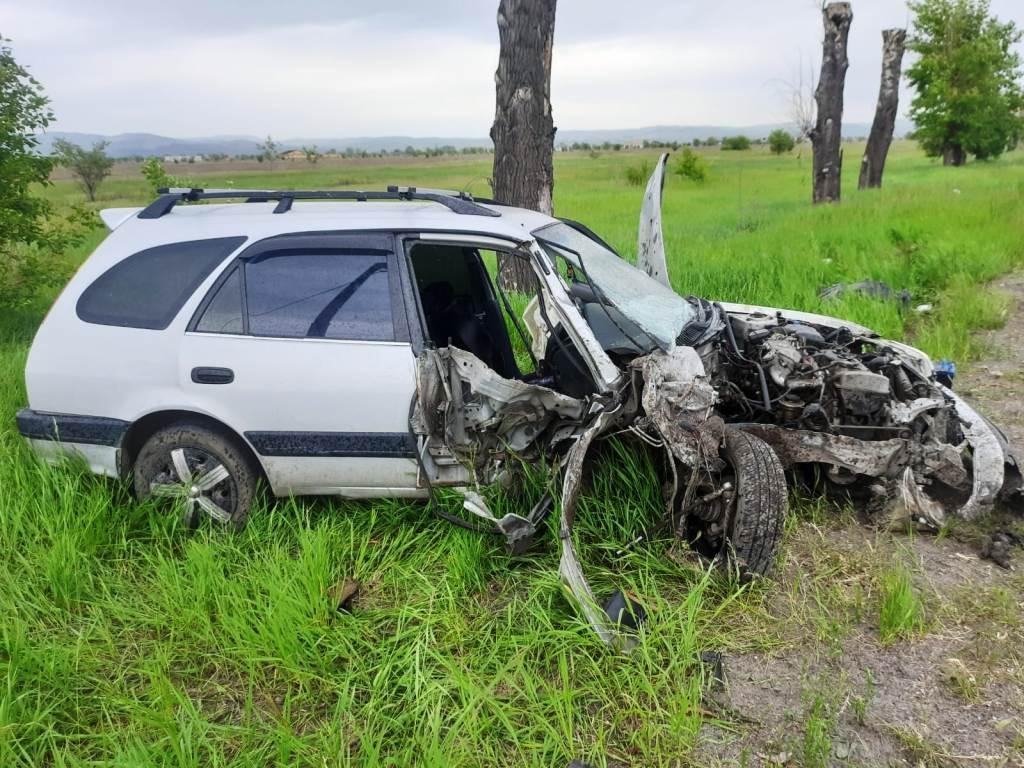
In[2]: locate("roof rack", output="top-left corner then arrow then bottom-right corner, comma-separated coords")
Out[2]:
137,186 -> 501,219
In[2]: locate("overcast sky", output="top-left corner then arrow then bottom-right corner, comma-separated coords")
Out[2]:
4,0 -> 1022,137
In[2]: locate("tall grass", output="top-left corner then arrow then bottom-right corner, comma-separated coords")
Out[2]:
1,143 -> 1020,764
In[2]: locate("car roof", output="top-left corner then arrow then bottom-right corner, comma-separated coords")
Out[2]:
103,200 -> 560,249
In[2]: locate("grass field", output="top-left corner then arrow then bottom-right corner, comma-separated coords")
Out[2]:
2,143 -> 1023,766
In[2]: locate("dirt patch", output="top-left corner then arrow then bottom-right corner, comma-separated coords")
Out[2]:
694,276 -> 1024,767
958,273 -> 1024,455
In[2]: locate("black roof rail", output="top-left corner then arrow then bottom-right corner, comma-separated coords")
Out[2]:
137,186 -> 501,220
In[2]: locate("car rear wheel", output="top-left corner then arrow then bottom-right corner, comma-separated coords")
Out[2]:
133,423 -> 257,530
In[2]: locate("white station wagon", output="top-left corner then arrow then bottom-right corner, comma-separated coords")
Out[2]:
19,163 -> 1019,645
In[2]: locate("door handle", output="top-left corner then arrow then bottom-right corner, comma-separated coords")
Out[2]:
191,366 -> 234,385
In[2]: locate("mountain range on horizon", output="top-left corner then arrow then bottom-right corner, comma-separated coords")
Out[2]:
35,120 -> 914,158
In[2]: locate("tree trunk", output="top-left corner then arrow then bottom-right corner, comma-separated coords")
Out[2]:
491,0 -> 557,292
943,144 -> 966,166
859,28 -> 906,190
811,2 -> 853,204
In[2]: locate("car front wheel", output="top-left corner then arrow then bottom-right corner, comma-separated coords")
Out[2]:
133,423 -> 257,530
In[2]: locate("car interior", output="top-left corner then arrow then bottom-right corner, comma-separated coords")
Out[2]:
408,243 -> 520,379
407,241 -> 603,400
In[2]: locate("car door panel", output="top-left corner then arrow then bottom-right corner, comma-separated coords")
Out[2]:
178,233 -> 419,496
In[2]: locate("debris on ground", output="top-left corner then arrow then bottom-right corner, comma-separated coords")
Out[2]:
979,530 -> 1022,569
328,578 -> 360,612
819,279 -> 912,306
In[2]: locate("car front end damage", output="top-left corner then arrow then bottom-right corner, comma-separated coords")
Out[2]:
412,157 -> 1021,649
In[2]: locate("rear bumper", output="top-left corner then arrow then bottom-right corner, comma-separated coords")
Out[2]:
16,409 -> 127,479
16,409 -> 130,446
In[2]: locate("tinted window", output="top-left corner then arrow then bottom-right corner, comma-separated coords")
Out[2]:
77,236 -> 246,330
194,266 -> 243,334
244,251 -> 394,341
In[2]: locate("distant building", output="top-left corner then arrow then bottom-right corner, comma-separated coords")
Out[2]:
163,154 -> 205,163
279,149 -> 307,161
624,140 -> 644,150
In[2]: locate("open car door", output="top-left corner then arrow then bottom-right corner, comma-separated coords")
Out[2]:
636,152 -> 671,289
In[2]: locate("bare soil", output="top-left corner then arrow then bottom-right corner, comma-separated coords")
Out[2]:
694,276 -> 1024,768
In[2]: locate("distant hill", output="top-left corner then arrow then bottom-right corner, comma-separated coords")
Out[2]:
35,121 -> 913,158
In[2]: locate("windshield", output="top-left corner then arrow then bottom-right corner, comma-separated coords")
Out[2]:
533,221 -> 694,350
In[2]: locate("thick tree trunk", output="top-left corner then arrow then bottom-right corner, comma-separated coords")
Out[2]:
491,0 -> 557,292
811,2 -> 853,204
943,144 -> 966,166
859,28 -> 906,190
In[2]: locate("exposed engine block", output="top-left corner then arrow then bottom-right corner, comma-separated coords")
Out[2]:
705,311 -> 959,444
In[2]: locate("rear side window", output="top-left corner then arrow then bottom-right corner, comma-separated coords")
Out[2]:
194,266 -> 243,334
77,236 -> 246,330
244,250 -> 394,341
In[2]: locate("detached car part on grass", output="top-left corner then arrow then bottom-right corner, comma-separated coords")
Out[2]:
16,164 -> 1021,652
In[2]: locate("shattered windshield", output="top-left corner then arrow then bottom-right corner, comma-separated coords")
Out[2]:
533,221 -> 694,350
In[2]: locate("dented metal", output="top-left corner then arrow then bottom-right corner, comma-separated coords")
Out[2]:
407,159 -> 1019,650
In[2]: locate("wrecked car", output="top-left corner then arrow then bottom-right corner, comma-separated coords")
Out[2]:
17,163 -> 1021,647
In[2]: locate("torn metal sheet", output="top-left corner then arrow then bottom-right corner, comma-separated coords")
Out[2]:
632,346 -> 722,466
637,153 -> 670,289
944,387 -> 1005,519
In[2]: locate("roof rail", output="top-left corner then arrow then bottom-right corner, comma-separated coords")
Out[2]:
137,186 -> 501,220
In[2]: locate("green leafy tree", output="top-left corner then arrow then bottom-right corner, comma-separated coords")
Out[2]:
674,148 -> 708,183
721,135 -> 752,151
768,129 -> 796,155
907,0 -> 1024,165
53,139 -> 114,201
0,37 -> 91,307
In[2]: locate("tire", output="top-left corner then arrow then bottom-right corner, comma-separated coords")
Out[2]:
133,423 -> 257,530
721,428 -> 787,578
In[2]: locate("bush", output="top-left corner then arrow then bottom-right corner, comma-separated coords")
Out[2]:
624,159 -> 652,187
721,135 -> 752,151
140,158 -> 193,196
674,148 -> 708,183
768,129 -> 796,155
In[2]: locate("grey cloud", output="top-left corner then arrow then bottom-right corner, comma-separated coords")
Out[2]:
4,0 -> 1021,136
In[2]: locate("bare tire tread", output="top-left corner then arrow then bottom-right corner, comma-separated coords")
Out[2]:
723,428 -> 787,577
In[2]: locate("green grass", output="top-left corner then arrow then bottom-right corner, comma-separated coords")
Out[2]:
2,143 -> 1022,765
878,564 -> 926,643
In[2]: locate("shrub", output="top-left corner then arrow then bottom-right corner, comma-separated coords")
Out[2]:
140,158 -> 193,196
768,129 -> 796,155
624,159 -> 653,187
674,148 -> 708,183
721,135 -> 752,151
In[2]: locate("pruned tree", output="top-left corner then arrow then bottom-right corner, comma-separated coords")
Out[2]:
786,55 -> 819,141
811,2 -> 853,204
490,0 -> 557,292
53,139 -> 113,202
859,29 -> 907,189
